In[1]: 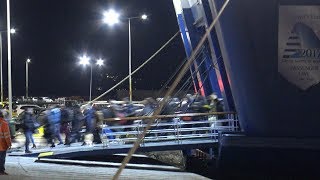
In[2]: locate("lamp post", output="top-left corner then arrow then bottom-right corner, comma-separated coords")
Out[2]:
7,0 -> 13,120
0,33 -> 2,103
0,28 -> 15,103
26,58 -> 31,98
103,9 -> 148,102
79,55 -> 104,101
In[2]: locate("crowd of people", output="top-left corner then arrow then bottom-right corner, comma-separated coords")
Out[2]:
7,93 -> 224,154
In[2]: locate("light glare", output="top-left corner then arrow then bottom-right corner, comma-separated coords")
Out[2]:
26,58 -> 31,63
103,9 -> 120,26
96,59 -> 104,66
141,14 -> 148,20
10,28 -> 16,34
79,55 -> 90,66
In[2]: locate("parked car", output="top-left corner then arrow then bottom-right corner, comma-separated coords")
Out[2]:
40,97 -> 53,102
32,97 -> 38,102
14,104 -> 42,116
15,109 -> 48,132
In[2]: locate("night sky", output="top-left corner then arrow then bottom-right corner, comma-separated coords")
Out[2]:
0,0 -> 186,98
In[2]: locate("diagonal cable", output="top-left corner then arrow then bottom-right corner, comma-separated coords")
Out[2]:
112,0 -> 230,179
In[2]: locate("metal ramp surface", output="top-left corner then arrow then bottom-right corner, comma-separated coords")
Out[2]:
10,139 -> 218,158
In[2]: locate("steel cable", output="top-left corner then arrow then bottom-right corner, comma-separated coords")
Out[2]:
112,0 -> 230,179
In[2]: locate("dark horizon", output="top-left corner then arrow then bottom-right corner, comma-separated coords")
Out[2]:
0,0 -> 186,98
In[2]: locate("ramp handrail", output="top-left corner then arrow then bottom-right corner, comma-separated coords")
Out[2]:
102,111 -> 237,122
99,112 -> 240,146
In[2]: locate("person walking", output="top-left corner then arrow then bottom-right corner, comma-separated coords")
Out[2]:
0,112 -> 11,175
60,105 -> 73,145
22,108 -> 37,153
82,105 -> 96,146
66,105 -> 84,145
47,106 -> 63,147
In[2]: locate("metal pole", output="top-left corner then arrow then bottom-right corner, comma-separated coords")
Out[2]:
7,0 -> 13,120
0,34 -> 3,103
128,19 -> 132,102
26,61 -> 28,98
89,64 -> 92,101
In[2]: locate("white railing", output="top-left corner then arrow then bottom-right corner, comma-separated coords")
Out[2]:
99,112 -> 240,147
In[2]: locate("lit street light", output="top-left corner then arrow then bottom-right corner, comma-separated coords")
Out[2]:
141,14 -> 148,20
0,28 -> 16,103
10,28 -> 16,34
26,58 -> 31,98
79,54 -> 90,66
103,9 -> 148,102
79,55 -> 104,101
96,58 -> 104,66
103,9 -> 120,26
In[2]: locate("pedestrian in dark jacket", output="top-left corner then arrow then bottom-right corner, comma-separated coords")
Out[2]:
23,108 -> 37,153
60,105 -> 73,145
82,105 -> 96,146
66,105 -> 84,145
84,106 -> 96,134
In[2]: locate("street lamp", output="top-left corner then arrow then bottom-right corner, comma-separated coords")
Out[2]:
79,55 -> 104,101
7,0 -> 13,120
141,14 -> 148,20
10,28 -> 16,34
0,28 -> 16,103
96,58 -> 104,66
103,9 -> 148,102
79,54 -> 90,66
103,9 -> 120,26
26,58 -> 31,98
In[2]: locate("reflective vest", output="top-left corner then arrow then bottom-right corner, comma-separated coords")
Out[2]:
0,118 -> 11,151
